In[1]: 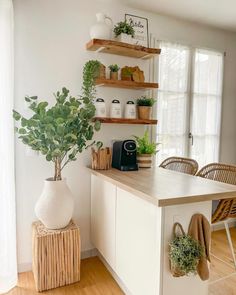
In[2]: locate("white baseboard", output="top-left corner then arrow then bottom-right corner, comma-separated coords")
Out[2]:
18,248 -> 98,273
97,251 -> 132,295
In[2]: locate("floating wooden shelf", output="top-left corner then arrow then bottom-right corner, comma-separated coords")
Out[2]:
93,117 -> 158,125
95,78 -> 158,90
86,39 -> 161,59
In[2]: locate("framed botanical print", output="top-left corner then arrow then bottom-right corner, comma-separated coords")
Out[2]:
125,14 -> 149,47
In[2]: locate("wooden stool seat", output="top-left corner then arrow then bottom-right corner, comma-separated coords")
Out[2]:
32,220 -> 81,292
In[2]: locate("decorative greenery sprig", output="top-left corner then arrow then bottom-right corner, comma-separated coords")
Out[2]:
133,131 -> 160,155
169,235 -> 204,275
13,60 -> 102,181
108,64 -> 120,72
122,67 -> 133,77
113,21 -> 135,38
137,96 -> 156,107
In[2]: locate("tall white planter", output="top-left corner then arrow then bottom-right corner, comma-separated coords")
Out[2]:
35,179 -> 74,229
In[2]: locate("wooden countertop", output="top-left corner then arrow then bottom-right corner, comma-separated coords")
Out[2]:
89,167 -> 236,207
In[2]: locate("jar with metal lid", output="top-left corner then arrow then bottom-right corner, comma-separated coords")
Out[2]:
95,98 -> 106,117
125,100 -> 136,119
110,99 -> 122,118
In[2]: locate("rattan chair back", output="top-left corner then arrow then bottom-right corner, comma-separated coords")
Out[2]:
159,156 -> 198,176
197,163 -> 236,223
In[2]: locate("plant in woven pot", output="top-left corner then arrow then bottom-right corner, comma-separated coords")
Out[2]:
113,20 -> 135,44
137,96 -> 156,120
108,64 -> 120,80
134,131 -> 160,168
169,223 -> 204,277
13,60 -> 102,229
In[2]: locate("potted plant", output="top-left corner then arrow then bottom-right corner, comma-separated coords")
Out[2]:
13,60 -> 102,230
113,20 -> 135,44
169,223 -> 204,277
108,64 -> 120,80
137,96 -> 156,120
121,66 -> 133,81
134,131 -> 159,168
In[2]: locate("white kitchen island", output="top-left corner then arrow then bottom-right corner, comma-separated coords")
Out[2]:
90,168 -> 236,295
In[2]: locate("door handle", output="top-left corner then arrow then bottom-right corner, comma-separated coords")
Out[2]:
188,132 -> 194,146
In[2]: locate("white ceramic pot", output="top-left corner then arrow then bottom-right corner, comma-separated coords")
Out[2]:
115,33 -> 133,44
35,178 -> 74,229
90,12 -> 113,40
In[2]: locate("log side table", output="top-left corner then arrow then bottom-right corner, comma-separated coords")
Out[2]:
32,220 -> 81,292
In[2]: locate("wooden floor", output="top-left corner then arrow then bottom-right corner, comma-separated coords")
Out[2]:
8,257 -> 124,295
209,227 -> 236,295
6,228 -> 236,295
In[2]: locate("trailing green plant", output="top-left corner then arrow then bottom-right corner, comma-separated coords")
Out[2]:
137,96 -> 156,107
13,60 -> 102,181
133,131 -> 160,155
113,21 -> 135,38
169,235 -> 204,275
108,64 -> 120,72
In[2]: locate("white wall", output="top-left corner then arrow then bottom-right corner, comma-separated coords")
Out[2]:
14,0 -> 236,270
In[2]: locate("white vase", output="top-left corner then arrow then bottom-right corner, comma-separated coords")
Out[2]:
35,178 -> 74,229
90,12 -> 113,40
115,33 -> 133,44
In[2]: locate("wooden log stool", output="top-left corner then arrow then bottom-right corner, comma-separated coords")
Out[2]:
32,220 -> 81,292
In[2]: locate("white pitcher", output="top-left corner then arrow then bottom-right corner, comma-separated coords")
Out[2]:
90,12 -> 113,40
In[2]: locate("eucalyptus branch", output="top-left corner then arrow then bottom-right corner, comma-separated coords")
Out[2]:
13,60 -> 102,180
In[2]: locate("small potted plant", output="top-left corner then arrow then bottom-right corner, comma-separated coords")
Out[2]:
108,64 -> 120,80
121,67 -> 133,81
134,131 -> 159,168
137,96 -> 156,120
113,20 -> 135,44
169,223 -> 204,277
13,60 -> 102,230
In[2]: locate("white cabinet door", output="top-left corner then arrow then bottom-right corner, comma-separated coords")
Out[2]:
91,175 -> 116,268
116,187 -> 162,295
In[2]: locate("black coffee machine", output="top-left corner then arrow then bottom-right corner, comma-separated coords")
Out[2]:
112,140 -> 138,171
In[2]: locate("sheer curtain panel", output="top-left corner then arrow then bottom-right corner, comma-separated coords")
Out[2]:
0,0 -> 17,293
156,42 -> 190,163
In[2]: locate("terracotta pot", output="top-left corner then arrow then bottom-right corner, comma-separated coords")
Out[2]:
138,106 -> 152,120
121,75 -> 132,81
110,71 -> 118,80
137,154 -> 153,168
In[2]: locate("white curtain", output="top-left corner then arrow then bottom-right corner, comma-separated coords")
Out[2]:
190,49 -> 223,167
0,0 -> 17,293
156,42 -> 190,164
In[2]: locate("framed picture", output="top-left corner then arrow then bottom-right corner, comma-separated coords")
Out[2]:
125,14 -> 149,47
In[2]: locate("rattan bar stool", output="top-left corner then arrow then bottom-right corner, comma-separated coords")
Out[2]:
197,163 -> 236,268
159,156 -> 199,175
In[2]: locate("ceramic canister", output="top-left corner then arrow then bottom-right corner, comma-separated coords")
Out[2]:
125,100 -> 136,119
110,99 -> 122,118
95,98 -> 106,117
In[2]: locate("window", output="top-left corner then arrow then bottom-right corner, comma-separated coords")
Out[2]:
156,42 -> 223,167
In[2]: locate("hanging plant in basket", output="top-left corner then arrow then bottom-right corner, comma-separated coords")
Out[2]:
169,223 -> 204,277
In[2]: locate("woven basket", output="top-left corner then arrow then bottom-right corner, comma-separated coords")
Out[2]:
169,222 -> 185,277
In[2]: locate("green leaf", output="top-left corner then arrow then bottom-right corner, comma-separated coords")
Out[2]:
25,96 -> 31,102
94,120 -> 101,131
19,128 -> 27,134
13,110 -> 21,121
46,154 -> 52,161
21,118 -> 28,127
38,102 -> 48,109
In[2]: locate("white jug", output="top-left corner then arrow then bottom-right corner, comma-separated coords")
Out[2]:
90,12 -> 113,40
